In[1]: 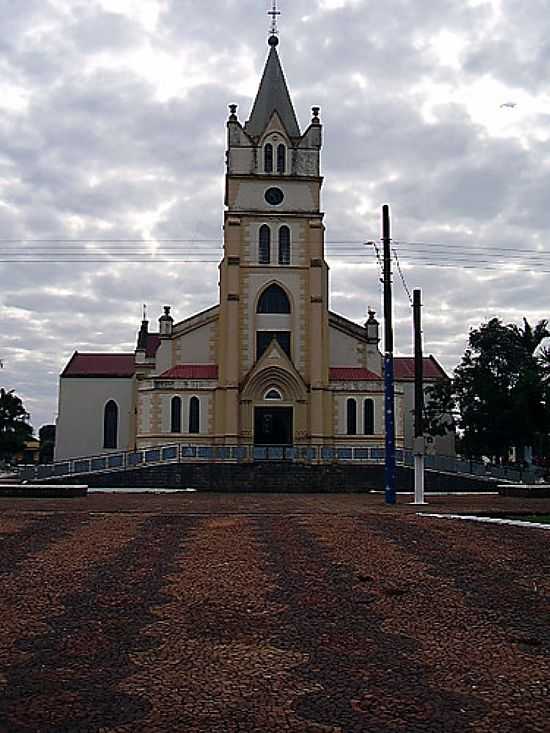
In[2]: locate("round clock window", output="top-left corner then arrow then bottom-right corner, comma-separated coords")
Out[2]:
265,187 -> 284,206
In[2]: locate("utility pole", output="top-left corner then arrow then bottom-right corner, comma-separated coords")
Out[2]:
382,205 -> 396,505
413,289 -> 426,504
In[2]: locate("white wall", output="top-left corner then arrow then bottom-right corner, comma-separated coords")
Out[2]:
55,377 -> 134,461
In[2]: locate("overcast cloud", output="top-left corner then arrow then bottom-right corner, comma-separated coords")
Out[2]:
1,0 -> 549,429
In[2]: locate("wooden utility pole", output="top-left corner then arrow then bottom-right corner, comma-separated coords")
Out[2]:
413,288 -> 426,504
382,205 -> 396,505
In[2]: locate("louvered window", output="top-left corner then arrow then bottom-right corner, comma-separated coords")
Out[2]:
277,144 -> 286,174
259,225 -> 271,264
264,144 -> 273,173
279,226 -> 290,265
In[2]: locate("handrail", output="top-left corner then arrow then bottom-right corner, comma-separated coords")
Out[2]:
20,443 -> 544,484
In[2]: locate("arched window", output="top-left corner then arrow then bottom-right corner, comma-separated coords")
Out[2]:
265,388 -> 282,400
279,226 -> 290,265
103,400 -> 118,449
346,398 -> 357,436
171,396 -> 182,433
259,225 -> 271,264
264,144 -> 273,173
257,284 -> 291,314
189,396 -> 200,434
364,399 -> 375,435
277,144 -> 286,174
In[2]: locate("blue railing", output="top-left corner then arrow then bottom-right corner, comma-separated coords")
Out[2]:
19,443 -> 544,484
22,443 -> 395,481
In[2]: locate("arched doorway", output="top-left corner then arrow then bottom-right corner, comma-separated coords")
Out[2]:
254,406 -> 293,445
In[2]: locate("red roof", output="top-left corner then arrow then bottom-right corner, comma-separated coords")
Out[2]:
394,356 -> 447,381
330,367 -> 381,381
159,365 -> 219,379
62,352 -> 135,378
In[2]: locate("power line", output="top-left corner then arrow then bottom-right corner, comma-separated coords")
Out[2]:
393,249 -> 413,305
1,236 -> 548,251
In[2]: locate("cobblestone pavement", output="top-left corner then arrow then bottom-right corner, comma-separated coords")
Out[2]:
0,494 -> 548,732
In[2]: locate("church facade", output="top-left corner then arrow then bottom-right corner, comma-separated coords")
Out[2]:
55,35 -> 451,462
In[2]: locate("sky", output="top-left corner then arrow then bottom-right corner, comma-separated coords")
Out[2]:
1,0 -> 550,430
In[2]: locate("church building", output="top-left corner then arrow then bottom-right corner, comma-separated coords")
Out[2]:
54,31 -> 450,462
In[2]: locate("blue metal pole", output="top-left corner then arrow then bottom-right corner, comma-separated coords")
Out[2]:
382,205 -> 396,505
384,354 -> 396,504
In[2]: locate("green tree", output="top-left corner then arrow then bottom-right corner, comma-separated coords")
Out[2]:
452,318 -> 550,460
424,378 -> 456,438
38,424 -> 56,464
0,388 -> 33,462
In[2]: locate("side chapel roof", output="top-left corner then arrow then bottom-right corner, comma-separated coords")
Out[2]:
393,356 -> 448,381
61,333 -> 161,378
159,365 -> 218,380
62,352 -> 136,378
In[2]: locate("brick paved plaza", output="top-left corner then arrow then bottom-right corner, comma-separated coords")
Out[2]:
0,493 -> 548,732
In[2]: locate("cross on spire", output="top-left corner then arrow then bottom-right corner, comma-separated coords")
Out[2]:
268,0 -> 280,37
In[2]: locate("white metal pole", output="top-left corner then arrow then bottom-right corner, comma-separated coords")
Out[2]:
414,451 -> 425,504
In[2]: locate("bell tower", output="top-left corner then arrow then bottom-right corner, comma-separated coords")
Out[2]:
215,25 -> 331,446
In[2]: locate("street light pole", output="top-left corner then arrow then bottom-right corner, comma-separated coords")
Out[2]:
382,204 -> 396,505
413,288 -> 426,504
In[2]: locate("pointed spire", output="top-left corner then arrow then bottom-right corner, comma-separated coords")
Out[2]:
245,40 -> 301,139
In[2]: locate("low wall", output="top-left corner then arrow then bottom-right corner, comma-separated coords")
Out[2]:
0,484 -> 88,498
38,462 -> 500,493
498,484 -> 550,499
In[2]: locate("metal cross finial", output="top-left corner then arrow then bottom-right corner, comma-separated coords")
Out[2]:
142,304 -> 147,322
268,0 -> 280,37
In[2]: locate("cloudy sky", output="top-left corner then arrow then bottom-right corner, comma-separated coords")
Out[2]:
1,0 -> 550,430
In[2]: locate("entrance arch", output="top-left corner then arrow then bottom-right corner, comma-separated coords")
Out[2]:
241,364 -> 307,447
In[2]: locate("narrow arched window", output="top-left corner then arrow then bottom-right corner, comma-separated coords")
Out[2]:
264,144 -> 273,173
279,226 -> 290,265
171,396 -> 182,433
364,399 -> 375,435
259,225 -> 271,264
189,396 -> 200,434
103,400 -> 118,449
277,144 -> 286,174
346,398 -> 357,436
257,284 -> 291,314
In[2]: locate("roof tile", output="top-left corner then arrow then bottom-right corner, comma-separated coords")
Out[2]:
394,356 -> 447,380
62,353 -> 135,378
330,367 -> 381,381
159,365 -> 218,380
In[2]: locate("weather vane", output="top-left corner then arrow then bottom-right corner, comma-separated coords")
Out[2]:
268,0 -> 280,37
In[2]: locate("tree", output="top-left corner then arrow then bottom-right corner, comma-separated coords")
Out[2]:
424,317 -> 550,462
0,389 -> 33,462
39,424 -> 56,464
453,318 -> 550,460
424,378 -> 456,438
